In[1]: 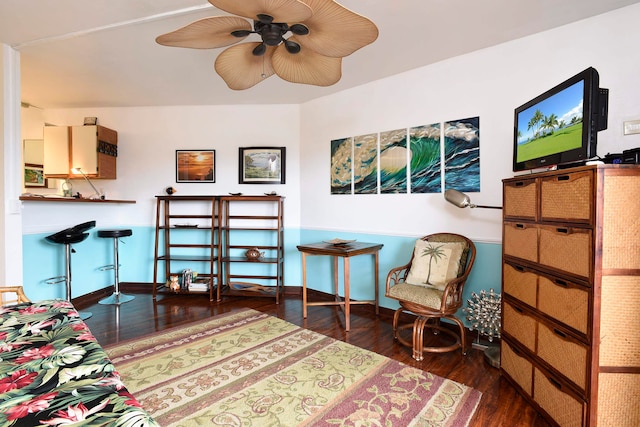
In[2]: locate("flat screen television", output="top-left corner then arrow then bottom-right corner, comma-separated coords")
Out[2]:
513,67 -> 608,172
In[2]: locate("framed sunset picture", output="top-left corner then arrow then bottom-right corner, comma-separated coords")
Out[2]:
176,150 -> 215,183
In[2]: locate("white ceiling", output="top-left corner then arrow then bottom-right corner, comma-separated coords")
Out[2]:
2,0 -> 639,109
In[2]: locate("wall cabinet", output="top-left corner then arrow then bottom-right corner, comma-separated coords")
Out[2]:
501,165 -> 640,427
152,195 -> 284,303
43,125 -> 117,179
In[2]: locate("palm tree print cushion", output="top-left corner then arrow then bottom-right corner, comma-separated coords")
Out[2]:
405,240 -> 465,290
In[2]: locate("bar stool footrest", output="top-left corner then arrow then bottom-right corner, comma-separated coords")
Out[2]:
45,276 -> 66,285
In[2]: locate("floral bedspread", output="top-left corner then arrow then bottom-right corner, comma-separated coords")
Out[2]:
0,299 -> 158,426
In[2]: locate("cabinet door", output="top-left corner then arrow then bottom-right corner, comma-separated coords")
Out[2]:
43,126 -> 70,176
70,126 -> 98,175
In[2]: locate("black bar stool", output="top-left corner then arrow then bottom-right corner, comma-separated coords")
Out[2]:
45,221 -> 96,320
98,229 -> 134,305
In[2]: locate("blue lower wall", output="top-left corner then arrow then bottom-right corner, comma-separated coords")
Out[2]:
22,227 -> 502,327
22,226 -> 157,301
298,230 -> 503,325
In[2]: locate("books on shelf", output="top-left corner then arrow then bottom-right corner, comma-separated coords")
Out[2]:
189,282 -> 209,292
188,279 -> 210,292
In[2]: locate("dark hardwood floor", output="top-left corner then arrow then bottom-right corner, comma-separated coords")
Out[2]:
79,291 -> 550,427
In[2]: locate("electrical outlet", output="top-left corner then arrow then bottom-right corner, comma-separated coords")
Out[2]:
623,119 -> 640,135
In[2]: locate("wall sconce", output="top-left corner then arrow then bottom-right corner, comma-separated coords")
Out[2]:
444,189 -> 502,210
71,167 -> 104,199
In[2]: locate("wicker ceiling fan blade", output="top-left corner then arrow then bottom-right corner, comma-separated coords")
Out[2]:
271,39 -> 341,86
297,0 -> 378,58
156,16 -> 252,49
209,0 -> 312,22
214,43 -> 276,90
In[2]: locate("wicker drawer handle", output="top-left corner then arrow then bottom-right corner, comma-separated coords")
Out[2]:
556,227 -> 569,234
512,305 -> 524,314
515,223 -> 525,229
514,181 -> 525,187
553,328 -> 567,339
554,279 -> 568,288
548,375 -> 563,390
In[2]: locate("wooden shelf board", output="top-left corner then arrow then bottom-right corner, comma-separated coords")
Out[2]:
20,196 -> 135,204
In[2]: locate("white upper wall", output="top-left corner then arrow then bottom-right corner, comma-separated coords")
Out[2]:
299,3 -> 640,242
19,4 -> 640,241
22,104 -> 301,234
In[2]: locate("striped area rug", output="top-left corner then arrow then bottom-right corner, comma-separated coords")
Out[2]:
105,309 -> 481,426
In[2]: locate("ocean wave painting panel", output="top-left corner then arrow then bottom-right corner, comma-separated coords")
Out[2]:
410,123 -> 441,193
380,128 -> 408,194
444,117 -> 480,192
354,133 -> 378,194
331,137 -> 353,194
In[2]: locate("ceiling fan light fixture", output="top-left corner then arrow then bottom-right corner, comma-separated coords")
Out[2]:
256,13 -> 274,24
231,29 -> 252,38
252,43 -> 267,56
290,23 -> 309,35
284,39 -> 301,54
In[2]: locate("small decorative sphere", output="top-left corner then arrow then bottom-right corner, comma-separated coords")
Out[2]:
165,187 -> 177,195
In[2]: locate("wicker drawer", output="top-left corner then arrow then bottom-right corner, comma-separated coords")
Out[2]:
503,222 -> 538,263
503,300 -> 536,352
540,170 -> 593,224
537,321 -> 588,391
534,367 -> 585,427
504,178 -> 537,221
538,274 -> 589,336
504,263 -> 590,337
538,225 -> 591,279
503,262 -> 537,308
501,339 -> 533,396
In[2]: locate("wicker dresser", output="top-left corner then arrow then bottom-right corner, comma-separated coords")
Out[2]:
500,165 -> 640,427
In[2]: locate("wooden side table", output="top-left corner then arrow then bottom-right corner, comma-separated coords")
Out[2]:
297,241 -> 383,331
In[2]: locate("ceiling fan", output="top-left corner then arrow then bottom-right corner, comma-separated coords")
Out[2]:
156,0 -> 378,90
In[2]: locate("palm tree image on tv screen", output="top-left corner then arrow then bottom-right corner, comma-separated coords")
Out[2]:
516,80 -> 583,162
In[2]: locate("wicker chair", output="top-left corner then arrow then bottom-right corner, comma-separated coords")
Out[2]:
0,286 -> 31,305
385,233 -> 476,361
